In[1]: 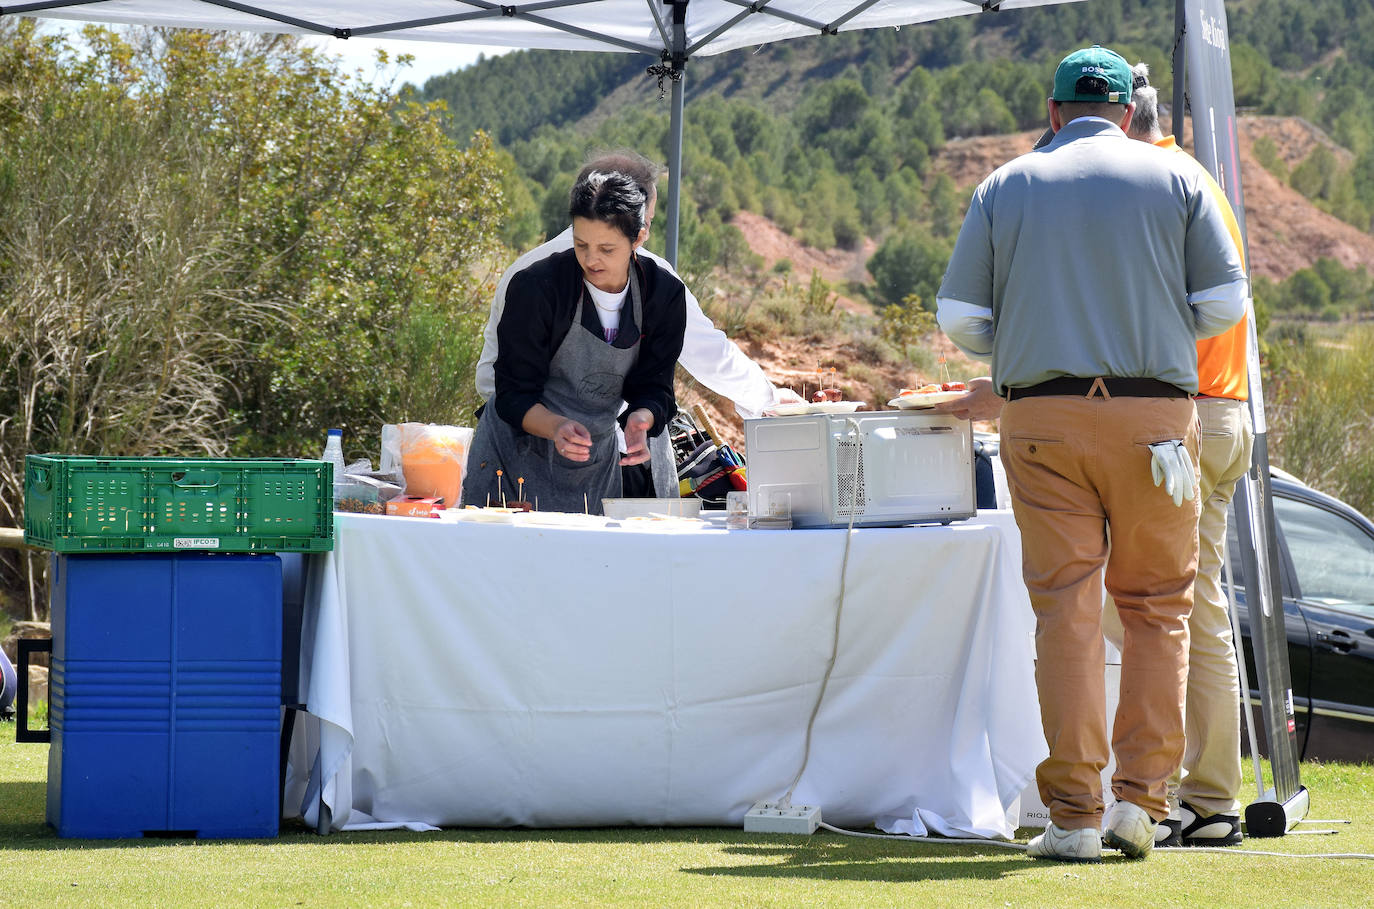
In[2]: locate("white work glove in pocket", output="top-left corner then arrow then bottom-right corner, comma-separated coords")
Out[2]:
1148,440 -> 1196,508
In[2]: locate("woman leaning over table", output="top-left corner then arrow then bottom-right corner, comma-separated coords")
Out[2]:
461,171 -> 687,514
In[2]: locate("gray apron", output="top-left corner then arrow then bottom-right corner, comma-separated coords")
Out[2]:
464,267 -> 644,514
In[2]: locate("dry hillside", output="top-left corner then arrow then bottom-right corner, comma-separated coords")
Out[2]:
683,116 -> 1374,449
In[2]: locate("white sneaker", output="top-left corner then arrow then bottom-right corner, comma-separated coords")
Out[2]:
1104,800 -> 1157,859
1026,823 -> 1102,863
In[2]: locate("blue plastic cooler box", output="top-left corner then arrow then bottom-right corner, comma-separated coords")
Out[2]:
47,552 -> 282,838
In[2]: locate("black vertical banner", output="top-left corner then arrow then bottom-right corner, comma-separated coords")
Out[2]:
1183,0 -> 1306,830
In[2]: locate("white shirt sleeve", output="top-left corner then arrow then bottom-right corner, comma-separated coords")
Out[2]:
637,248 -> 780,420
475,229 -> 574,401
1188,277 -> 1249,339
935,296 -> 995,361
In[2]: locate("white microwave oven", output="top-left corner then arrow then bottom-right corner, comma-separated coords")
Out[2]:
743,411 -> 976,528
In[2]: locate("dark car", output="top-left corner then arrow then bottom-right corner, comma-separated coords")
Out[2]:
1227,470 -> 1374,763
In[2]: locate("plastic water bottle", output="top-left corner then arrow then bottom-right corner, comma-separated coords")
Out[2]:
322,429 -> 346,506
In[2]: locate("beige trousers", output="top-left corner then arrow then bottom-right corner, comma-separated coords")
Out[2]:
1104,396 -> 1254,817
1001,394 -> 1200,830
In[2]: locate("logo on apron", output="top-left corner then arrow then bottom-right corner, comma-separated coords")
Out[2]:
580,371 -> 626,401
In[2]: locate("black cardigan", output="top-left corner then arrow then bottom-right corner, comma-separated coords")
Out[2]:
493,248 -> 687,437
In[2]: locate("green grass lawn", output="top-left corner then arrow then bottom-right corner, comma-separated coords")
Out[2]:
3,721 -> 1371,908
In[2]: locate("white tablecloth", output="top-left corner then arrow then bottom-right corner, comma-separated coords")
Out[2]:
285,510 -> 1045,838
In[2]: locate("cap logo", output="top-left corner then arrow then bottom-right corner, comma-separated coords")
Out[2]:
1054,46 -> 1131,104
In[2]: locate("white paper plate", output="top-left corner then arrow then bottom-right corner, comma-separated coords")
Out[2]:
769,401 -> 865,416
887,390 -> 966,409
443,506 -> 523,523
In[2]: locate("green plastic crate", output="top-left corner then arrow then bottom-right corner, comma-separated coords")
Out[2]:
23,455 -> 335,553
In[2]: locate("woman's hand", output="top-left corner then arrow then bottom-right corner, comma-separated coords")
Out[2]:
553,419 -> 594,462
522,404 -> 593,460
620,409 -> 654,466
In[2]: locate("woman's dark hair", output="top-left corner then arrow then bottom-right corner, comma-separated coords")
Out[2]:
568,171 -> 647,242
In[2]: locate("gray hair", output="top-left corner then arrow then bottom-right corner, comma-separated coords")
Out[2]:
577,150 -> 660,203
1127,62 -> 1161,140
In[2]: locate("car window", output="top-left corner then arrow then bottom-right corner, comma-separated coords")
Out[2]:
1272,494 -> 1374,617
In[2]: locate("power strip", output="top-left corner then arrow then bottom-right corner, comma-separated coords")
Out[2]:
743,801 -> 822,834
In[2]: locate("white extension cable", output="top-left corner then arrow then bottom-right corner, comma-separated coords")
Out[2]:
774,417 -> 864,810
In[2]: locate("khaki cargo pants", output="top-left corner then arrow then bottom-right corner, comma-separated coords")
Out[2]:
1001,393 -> 1200,830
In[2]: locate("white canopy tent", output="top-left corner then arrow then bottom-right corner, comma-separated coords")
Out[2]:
6,0 -> 1086,264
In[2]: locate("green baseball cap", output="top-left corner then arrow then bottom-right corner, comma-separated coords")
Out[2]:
1052,45 -> 1132,104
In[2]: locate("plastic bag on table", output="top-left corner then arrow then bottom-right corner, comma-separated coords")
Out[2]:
380,422 -> 474,508
335,459 -> 404,514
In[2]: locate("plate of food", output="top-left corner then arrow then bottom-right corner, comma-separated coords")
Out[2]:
888,383 -> 969,409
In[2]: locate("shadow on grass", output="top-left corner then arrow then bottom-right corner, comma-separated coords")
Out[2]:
413,829 -> 1067,881
678,838 -> 1030,882
0,781 -> 48,841
1,811 -> 1032,872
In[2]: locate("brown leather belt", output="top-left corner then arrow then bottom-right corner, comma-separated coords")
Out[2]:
1006,377 -> 1190,401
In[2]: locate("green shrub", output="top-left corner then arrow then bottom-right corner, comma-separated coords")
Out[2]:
1254,136 -> 1288,180
801,269 -> 837,317
754,292 -> 804,336
879,301 -> 936,360
868,227 -> 949,307
1267,323 -> 1374,516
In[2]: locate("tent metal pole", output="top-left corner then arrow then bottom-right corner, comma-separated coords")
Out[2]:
1172,0 -> 1186,142
664,0 -> 688,269
666,73 -> 684,268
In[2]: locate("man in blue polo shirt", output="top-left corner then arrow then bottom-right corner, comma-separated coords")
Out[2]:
937,45 -> 1247,862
